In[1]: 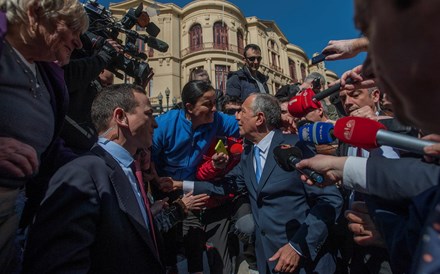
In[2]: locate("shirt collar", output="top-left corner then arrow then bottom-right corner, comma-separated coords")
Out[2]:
98,137 -> 134,168
254,130 -> 275,154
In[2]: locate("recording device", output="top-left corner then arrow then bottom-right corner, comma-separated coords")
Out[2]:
215,139 -> 228,154
311,53 -> 327,65
80,0 -> 170,87
273,145 -> 324,184
298,122 -> 336,145
312,78 -> 354,102
333,116 -> 438,156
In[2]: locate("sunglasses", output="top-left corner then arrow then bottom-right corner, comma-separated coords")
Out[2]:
246,56 -> 262,62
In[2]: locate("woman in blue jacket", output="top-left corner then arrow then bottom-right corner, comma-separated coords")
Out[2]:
152,80 -> 239,273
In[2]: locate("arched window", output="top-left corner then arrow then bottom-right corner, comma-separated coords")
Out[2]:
268,40 -> 280,71
288,58 -> 297,83
213,22 -> 228,50
300,63 -> 307,81
189,24 -> 203,52
237,30 -> 244,54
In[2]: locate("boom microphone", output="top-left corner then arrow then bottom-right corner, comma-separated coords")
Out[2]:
334,116 -> 438,155
273,145 -> 324,184
298,122 -> 336,144
312,78 -> 354,102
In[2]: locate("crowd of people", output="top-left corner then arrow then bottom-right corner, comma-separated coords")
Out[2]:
1,0 -> 440,274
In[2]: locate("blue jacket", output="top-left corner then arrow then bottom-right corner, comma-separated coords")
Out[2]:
152,109 -> 239,180
226,66 -> 269,101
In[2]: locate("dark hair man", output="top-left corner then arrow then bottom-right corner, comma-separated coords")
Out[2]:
23,84 -> 165,273
226,44 -> 269,101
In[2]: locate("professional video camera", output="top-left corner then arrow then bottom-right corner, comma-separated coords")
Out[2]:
79,0 -> 169,87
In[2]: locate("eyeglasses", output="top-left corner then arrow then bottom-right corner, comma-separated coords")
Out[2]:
223,109 -> 240,115
246,56 -> 262,62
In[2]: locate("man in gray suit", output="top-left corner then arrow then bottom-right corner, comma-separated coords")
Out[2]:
184,93 -> 343,273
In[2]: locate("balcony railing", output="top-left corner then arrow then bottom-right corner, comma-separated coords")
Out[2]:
270,64 -> 283,73
181,43 -> 241,57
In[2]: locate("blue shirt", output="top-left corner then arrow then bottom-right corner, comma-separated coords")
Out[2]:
97,137 -> 150,229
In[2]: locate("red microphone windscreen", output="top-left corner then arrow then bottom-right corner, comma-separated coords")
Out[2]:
229,143 -> 243,155
288,88 -> 322,118
334,117 -> 387,149
288,95 -> 304,118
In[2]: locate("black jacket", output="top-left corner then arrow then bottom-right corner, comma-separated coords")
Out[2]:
226,66 -> 269,101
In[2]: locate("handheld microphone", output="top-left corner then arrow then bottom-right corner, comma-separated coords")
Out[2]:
334,117 -> 438,156
312,78 -> 354,102
229,143 -> 243,155
298,122 -> 336,145
273,145 -> 324,184
288,88 -> 322,118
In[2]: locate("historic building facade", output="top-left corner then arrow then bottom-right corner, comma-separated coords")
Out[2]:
108,0 -> 338,109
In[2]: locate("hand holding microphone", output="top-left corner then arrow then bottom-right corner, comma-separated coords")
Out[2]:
334,116 -> 439,157
295,154 -> 348,187
273,145 -> 324,184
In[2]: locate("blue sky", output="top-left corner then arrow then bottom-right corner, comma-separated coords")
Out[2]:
94,0 -> 365,77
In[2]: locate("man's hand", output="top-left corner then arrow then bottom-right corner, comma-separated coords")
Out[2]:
322,37 -> 369,61
296,155 -> 347,186
422,134 -> 440,163
181,191 -> 209,211
268,243 -> 301,273
151,197 -> 169,216
345,201 -> 386,248
351,105 -> 377,120
0,137 -> 38,178
157,177 -> 174,192
172,180 -> 183,190
339,65 -> 376,91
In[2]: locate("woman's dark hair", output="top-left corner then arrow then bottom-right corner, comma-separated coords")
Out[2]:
181,80 -> 214,108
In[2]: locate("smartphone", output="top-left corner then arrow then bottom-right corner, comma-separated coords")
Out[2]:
214,139 -> 228,154
311,53 -> 327,65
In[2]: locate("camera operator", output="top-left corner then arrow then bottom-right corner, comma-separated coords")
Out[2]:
61,39 -> 121,154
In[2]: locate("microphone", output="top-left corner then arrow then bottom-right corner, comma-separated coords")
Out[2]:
312,78 -> 354,102
288,88 -> 322,118
273,145 -> 324,184
140,35 -> 169,53
298,122 -> 336,144
229,143 -> 243,155
334,116 -> 438,155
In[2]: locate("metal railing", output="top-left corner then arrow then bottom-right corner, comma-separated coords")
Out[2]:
181,43 -> 241,57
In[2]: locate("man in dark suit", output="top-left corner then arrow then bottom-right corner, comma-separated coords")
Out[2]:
185,93 -> 343,273
22,84 -> 165,273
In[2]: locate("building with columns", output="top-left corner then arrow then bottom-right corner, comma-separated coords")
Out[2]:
108,0 -> 338,109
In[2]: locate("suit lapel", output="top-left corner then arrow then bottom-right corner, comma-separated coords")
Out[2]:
90,146 -> 161,263
243,142 -> 258,193
256,130 -> 284,193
